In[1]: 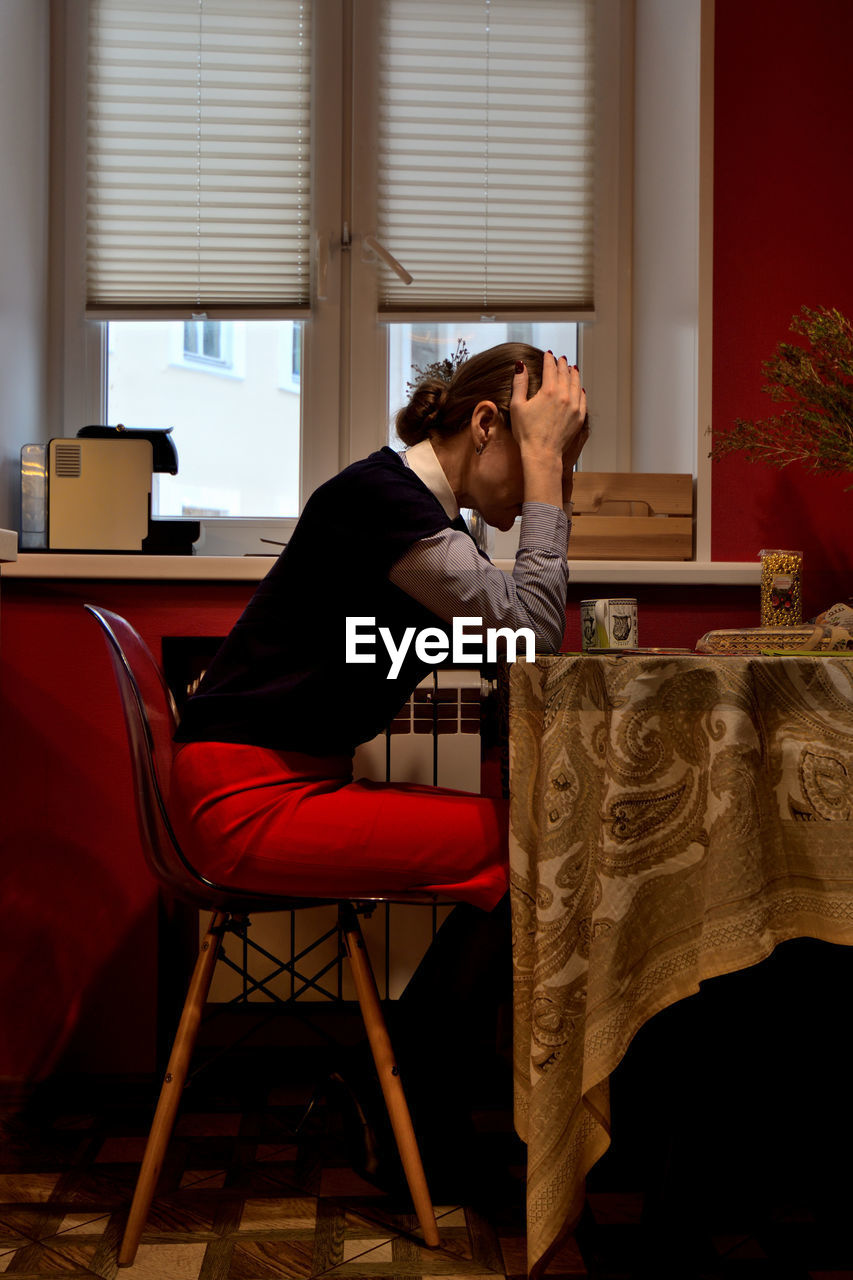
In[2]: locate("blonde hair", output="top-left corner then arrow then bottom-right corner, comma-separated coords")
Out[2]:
394,342 -> 545,447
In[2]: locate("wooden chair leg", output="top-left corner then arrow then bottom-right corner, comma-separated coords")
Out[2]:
118,910 -> 227,1267
340,905 -> 440,1248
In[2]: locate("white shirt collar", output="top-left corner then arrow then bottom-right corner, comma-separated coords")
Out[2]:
401,438 -> 459,521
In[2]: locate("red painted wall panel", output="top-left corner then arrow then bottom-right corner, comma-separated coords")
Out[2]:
0,576 -> 764,1081
562,583 -> 757,652
712,0 -> 853,603
0,581 -> 254,1081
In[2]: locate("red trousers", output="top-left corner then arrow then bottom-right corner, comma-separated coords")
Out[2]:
169,742 -> 509,911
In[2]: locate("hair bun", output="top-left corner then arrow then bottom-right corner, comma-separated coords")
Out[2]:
393,342 -> 544,449
396,377 -> 447,446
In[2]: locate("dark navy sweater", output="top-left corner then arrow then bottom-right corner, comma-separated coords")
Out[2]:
175,448 -> 468,755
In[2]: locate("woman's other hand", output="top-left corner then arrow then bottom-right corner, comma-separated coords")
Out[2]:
510,352 -> 587,508
510,352 -> 586,457
562,411 -> 590,505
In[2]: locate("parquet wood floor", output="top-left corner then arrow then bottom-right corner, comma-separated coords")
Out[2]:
1,1035 -> 849,1280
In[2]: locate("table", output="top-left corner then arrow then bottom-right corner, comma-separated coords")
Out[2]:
508,652 -> 853,1277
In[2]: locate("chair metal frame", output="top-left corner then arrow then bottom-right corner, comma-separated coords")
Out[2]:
84,604 -> 442,1265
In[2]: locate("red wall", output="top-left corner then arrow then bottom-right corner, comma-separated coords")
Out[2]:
0,581 -> 255,1081
0,576 -> 761,1083
712,0 -> 853,613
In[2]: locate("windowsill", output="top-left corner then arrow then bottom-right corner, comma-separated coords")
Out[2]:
3,552 -> 762,585
499,559 -> 762,585
169,358 -> 244,381
3,553 -> 278,580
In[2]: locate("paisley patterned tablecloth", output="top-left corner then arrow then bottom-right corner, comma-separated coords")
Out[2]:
508,653 -> 853,1277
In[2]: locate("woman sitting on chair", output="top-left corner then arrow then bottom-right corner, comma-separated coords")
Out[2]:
169,343 -> 588,1189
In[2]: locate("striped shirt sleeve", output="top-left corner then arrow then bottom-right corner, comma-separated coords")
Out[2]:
387,502 -> 571,654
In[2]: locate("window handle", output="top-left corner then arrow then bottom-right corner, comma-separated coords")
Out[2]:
315,233 -> 329,300
363,235 -> 413,285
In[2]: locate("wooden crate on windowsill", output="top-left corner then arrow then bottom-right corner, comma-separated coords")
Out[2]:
569,472 -> 694,560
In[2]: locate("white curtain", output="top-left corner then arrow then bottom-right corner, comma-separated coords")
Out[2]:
375,0 -> 595,313
86,0 -> 311,311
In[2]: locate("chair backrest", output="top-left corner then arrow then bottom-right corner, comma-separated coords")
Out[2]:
85,604 -> 235,908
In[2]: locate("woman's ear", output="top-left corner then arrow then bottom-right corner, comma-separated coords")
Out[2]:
470,400 -> 499,450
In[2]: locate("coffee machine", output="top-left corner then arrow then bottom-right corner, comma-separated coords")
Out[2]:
21,425 -> 199,554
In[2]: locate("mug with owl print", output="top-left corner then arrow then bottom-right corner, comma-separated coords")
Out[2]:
580,598 -> 639,650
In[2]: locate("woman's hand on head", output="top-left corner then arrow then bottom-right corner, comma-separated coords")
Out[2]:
509,352 -> 588,508
510,352 -> 587,462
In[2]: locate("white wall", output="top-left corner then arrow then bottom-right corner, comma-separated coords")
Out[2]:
108,322 -> 301,518
632,0 -> 702,476
0,0 -> 49,531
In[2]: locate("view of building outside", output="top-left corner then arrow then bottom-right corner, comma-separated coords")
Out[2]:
388,321 -> 578,449
107,320 -> 302,518
106,320 -> 577,521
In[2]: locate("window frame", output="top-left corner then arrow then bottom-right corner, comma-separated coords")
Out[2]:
173,320 -> 245,379
181,321 -> 229,369
276,322 -> 303,394
50,0 -> 637,556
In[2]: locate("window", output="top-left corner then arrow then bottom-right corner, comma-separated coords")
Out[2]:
53,0 -> 633,555
172,320 -> 245,378
182,321 -> 230,369
277,322 -> 302,394
387,321 -> 578,450
290,326 -> 302,386
108,320 -> 300,518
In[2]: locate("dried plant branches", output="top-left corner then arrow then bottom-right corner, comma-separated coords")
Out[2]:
406,339 -> 470,395
711,305 -> 853,480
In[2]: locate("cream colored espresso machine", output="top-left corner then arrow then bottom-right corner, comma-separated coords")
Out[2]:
21,426 -> 199,554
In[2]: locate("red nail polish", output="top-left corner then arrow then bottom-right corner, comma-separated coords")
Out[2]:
515,360 -> 524,373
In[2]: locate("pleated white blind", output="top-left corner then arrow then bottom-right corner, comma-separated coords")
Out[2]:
86,0 -> 311,313
376,0 -> 595,315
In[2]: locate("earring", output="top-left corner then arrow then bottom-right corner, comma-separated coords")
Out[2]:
475,443 -> 485,455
